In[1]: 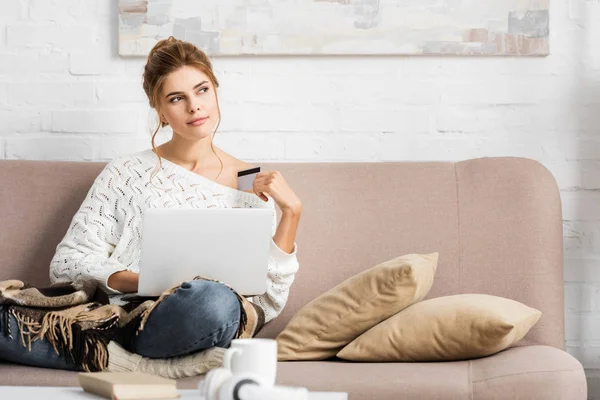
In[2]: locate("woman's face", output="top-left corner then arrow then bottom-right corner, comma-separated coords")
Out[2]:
158,65 -> 219,141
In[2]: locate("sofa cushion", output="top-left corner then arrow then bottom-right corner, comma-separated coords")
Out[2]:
275,346 -> 585,400
338,293 -> 541,362
276,253 -> 439,361
470,345 -> 587,400
0,363 -> 80,386
0,346 -> 586,400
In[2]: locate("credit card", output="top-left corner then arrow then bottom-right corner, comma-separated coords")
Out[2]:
237,166 -> 261,191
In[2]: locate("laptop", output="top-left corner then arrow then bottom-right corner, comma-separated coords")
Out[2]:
128,207 -> 272,298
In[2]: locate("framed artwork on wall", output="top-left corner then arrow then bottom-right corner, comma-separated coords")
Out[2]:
118,0 -> 549,57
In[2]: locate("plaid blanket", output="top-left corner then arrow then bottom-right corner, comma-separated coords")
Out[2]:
0,277 -> 264,372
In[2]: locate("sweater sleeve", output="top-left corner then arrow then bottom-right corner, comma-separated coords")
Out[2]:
248,198 -> 300,323
49,159 -> 128,295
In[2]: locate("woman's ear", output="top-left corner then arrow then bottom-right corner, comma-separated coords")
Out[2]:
159,113 -> 168,125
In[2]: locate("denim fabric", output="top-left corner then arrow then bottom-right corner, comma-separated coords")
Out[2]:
0,280 -> 241,369
0,309 -> 81,371
130,280 -> 241,358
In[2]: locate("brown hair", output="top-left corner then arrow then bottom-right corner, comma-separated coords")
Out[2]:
142,36 -> 223,188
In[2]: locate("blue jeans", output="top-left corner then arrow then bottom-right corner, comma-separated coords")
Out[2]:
0,280 -> 241,371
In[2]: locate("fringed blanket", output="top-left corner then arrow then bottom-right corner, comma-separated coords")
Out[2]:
0,277 -> 264,372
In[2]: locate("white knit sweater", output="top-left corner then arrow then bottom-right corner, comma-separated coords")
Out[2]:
49,148 -> 299,323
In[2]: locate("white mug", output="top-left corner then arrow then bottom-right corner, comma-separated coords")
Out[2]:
222,338 -> 278,387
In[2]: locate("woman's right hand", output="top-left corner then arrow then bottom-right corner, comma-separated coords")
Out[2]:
107,270 -> 139,293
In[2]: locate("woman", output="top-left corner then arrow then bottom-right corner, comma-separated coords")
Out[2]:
0,37 -> 301,372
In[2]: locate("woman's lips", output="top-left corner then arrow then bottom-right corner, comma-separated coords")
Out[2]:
187,117 -> 208,126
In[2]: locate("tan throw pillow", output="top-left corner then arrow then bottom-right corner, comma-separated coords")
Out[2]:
337,293 -> 542,362
276,253 -> 439,361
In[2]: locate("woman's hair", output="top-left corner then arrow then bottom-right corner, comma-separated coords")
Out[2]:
142,36 -> 223,188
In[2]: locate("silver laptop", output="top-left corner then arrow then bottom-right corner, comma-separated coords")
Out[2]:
134,207 -> 272,297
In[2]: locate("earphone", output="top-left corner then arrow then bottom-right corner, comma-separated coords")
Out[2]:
198,368 -> 233,400
198,367 -> 309,400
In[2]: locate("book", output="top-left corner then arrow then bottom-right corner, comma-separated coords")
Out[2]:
78,372 -> 180,400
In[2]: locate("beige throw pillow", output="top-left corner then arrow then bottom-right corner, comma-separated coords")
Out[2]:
337,293 -> 542,362
276,253 -> 439,361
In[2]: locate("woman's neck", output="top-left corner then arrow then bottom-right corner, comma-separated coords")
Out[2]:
156,139 -> 218,172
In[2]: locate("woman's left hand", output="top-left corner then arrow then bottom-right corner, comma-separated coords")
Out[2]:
252,170 -> 302,215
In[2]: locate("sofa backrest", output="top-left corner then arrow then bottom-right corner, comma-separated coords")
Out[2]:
0,157 -> 564,349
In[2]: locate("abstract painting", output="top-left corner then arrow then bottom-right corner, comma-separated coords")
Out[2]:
118,0 -> 549,56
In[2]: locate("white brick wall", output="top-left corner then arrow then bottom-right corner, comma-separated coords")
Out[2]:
0,0 -> 600,396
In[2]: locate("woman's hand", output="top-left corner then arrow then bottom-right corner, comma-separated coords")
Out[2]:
253,170 -> 302,254
107,270 -> 139,293
252,170 -> 302,215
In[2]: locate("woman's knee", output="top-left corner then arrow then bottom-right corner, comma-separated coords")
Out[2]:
176,280 -> 241,327
131,280 -> 241,357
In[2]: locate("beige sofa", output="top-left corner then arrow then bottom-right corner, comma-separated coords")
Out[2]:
0,156 -> 587,399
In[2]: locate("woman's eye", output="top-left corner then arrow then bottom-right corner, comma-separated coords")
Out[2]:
170,87 -> 208,103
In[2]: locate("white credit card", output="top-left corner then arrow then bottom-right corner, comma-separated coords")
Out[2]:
237,166 -> 261,191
